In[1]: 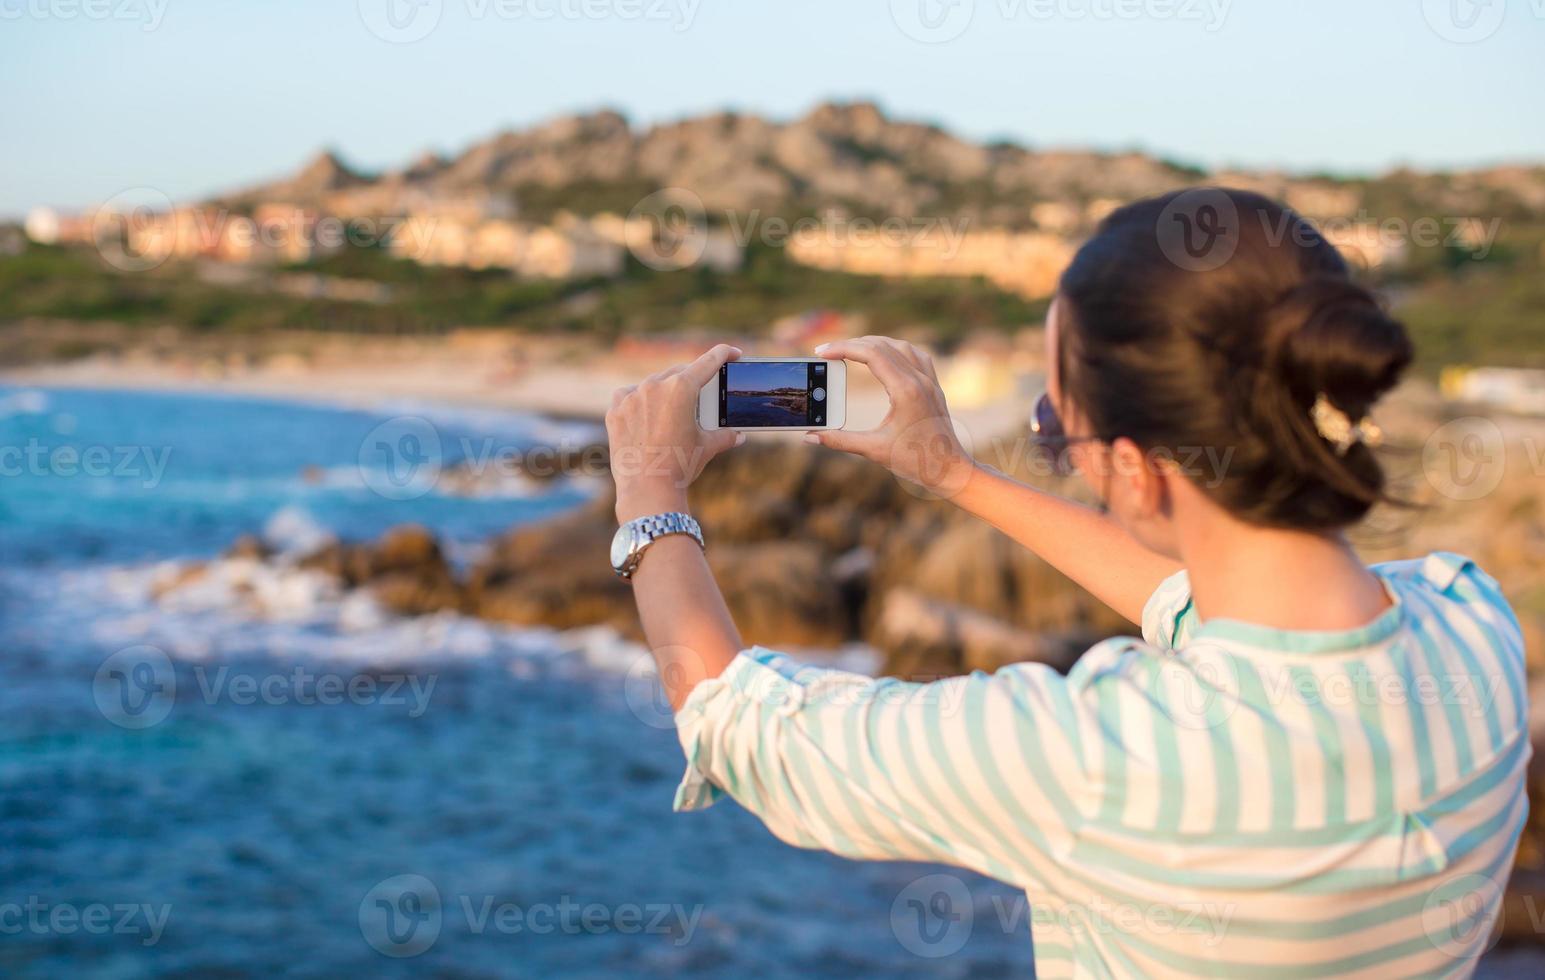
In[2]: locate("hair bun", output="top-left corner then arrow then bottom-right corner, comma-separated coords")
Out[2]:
1262,277 -> 1413,419
1059,189 -> 1416,530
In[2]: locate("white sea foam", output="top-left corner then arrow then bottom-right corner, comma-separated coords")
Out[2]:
0,388 -> 49,417
34,548 -> 874,685
31,550 -> 646,679
263,506 -> 338,557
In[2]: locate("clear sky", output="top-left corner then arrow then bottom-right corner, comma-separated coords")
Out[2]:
2,0 -> 1542,218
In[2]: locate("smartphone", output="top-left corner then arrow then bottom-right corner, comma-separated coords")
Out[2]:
698,356 -> 847,431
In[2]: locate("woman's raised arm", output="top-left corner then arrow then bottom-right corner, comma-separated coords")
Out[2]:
606,344 -> 748,709
806,336 -> 1179,626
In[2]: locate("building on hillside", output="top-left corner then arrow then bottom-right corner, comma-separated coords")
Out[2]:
126,208 -> 224,262
24,207 -> 96,246
1321,223 -> 1408,270
217,204 -> 339,264
785,227 -> 1075,300
1029,201 -> 1083,235
521,216 -> 624,279
389,210 -> 626,279
590,212 -> 744,273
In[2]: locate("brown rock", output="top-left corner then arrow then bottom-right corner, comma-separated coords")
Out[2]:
709,541 -> 848,649
224,534 -> 272,561
371,524 -> 443,573
468,496 -> 637,635
297,541 -> 346,580
871,587 -> 1090,680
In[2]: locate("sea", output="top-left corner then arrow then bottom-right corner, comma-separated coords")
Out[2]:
0,385 -> 1037,979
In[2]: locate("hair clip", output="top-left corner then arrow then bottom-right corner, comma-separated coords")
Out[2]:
1311,393 -> 1382,455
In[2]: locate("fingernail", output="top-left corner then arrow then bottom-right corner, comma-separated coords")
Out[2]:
813,343 -> 829,354
803,433 -> 819,444
734,432 -> 746,446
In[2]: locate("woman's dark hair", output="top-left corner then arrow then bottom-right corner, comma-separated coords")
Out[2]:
1056,187 -> 1413,531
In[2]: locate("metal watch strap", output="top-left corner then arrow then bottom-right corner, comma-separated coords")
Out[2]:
620,512 -> 704,579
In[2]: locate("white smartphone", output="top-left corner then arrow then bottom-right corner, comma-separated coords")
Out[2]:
698,356 -> 847,431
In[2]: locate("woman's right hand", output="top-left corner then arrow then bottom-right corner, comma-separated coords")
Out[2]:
805,336 -> 977,497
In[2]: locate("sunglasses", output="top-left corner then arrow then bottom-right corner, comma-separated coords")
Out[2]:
1029,393 -> 1101,477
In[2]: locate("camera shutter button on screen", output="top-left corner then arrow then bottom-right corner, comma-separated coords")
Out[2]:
813,387 -> 826,402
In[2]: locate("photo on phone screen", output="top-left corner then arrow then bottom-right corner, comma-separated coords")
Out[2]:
719,360 -> 828,427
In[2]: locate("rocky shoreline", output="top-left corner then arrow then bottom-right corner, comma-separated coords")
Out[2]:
186,434 -> 1545,946
219,440 -> 1118,678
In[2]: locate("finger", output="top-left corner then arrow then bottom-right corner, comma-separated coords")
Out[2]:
679,343 -> 743,387
865,336 -> 936,382
609,385 -> 637,411
813,338 -> 918,394
897,340 -> 939,383
804,427 -> 886,460
706,427 -> 745,456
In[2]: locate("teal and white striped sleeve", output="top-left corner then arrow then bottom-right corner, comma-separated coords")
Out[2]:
672,646 -> 1096,887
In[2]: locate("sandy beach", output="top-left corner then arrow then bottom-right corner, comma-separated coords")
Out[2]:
0,331 -> 1010,439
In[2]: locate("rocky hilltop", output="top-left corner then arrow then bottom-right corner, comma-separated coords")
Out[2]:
227,102 -> 1192,222
223,101 -> 1545,227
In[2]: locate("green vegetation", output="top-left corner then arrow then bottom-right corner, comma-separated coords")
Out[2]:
0,240 -> 1046,357
2,198 -> 1540,369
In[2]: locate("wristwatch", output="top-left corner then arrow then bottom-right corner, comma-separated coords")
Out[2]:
610,512 -> 704,580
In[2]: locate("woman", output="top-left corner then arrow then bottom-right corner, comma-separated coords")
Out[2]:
603,189 -> 1528,977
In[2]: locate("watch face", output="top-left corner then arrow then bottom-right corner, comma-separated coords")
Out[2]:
609,524 -> 635,570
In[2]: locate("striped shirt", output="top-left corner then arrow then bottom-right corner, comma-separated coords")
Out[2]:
673,552 -> 1529,977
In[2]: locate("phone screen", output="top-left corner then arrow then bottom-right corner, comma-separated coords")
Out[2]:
719,360 -> 828,427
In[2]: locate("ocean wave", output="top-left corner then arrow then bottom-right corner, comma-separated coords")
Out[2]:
0,387 -> 49,418
13,554 -> 651,679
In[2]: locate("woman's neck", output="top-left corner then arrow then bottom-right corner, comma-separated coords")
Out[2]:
1176,511 -> 1391,633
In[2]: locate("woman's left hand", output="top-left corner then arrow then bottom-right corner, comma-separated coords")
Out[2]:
606,344 -> 744,522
